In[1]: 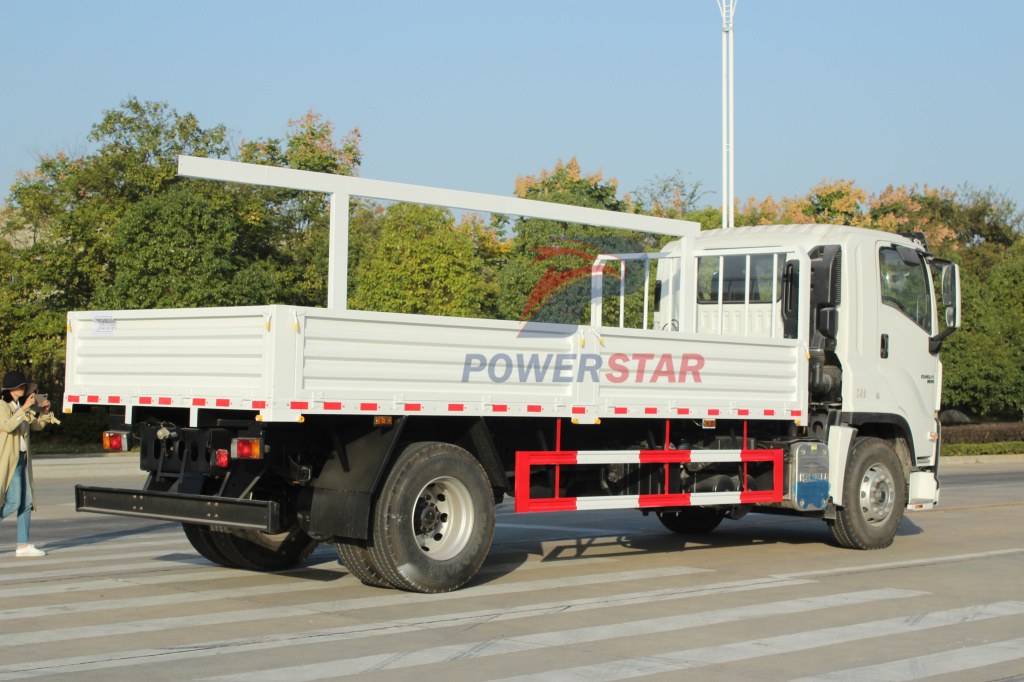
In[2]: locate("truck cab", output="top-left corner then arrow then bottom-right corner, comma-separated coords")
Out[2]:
654,224 -> 961,512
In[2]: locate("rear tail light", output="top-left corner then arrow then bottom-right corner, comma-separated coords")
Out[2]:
231,438 -> 263,460
213,448 -> 230,468
102,431 -> 131,451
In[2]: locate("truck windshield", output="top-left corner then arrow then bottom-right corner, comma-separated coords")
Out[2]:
879,246 -> 932,333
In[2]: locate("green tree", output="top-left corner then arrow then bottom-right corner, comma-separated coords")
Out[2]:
93,186 -> 286,309
239,110 -> 363,306
351,203 -> 490,317
497,158 -> 658,329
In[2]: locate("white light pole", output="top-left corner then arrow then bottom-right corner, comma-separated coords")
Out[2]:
718,0 -> 737,229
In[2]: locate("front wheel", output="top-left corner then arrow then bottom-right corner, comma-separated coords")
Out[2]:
369,442 -> 494,593
828,437 -> 906,549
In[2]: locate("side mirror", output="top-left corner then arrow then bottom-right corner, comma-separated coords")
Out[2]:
941,262 -> 961,328
928,260 -> 961,354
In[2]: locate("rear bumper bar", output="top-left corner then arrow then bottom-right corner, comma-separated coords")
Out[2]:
75,485 -> 282,532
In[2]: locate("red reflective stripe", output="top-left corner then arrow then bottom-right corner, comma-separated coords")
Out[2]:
791,410 -> 803,416
108,396 -> 121,404
517,451 -> 578,465
738,409 -> 749,416
158,397 -> 172,406
360,403 -> 378,411
87,396 -> 99,403
216,399 -> 230,407
638,450 -> 692,463
290,401 -> 309,410
252,400 -> 267,409
138,397 -> 152,405
572,407 -> 586,415
614,407 -> 628,415
740,490 -> 778,503
68,395 -> 80,403
448,404 -> 464,412
708,409 -> 720,416
645,407 -> 658,415
527,405 -> 542,413
677,408 -> 690,415
405,403 -> 422,412
764,409 -> 775,416
521,497 -> 578,512
492,404 -> 508,412
193,398 -> 206,407
638,493 -> 691,508
324,402 -> 342,410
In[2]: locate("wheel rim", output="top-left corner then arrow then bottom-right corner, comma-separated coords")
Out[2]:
410,476 -> 474,560
859,463 -> 896,525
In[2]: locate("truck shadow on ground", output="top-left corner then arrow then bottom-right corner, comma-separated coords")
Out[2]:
43,521 -> 181,551
474,514 -> 926,586
147,514 -> 924,588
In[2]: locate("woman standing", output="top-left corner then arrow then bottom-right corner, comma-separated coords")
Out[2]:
1,370 -> 60,556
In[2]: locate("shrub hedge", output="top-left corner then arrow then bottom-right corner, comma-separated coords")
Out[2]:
941,442 -> 1024,457
943,423 -> 1024,444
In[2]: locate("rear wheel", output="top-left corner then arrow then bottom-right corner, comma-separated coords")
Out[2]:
828,437 -> 906,549
336,538 -> 393,588
657,507 -> 726,534
210,524 -> 319,571
182,523 -> 239,568
369,442 -> 494,593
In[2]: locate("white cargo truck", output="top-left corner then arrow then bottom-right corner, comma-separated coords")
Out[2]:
70,156 -> 961,592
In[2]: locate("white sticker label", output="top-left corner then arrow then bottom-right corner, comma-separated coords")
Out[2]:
92,313 -> 117,335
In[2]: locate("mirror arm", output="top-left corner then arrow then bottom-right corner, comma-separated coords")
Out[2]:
929,327 -> 956,355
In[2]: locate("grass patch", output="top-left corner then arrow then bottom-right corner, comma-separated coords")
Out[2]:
941,441 -> 1024,457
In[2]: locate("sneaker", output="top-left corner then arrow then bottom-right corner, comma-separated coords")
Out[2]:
15,544 -> 45,557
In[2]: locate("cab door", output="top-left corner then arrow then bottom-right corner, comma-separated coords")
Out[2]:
876,243 -> 940,464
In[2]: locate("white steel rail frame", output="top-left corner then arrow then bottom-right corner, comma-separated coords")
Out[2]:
177,156 -> 701,310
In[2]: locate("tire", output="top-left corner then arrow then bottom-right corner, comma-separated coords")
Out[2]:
210,524 -> 319,572
828,437 -> 907,550
182,523 -> 239,568
369,442 -> 494,593
336,538 -> 394,588
657,507 -> 726,534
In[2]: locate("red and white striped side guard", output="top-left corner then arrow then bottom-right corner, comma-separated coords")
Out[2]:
514,448 -> 783,513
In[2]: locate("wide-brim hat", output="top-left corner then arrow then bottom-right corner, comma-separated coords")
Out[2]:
2,370 -> 37,394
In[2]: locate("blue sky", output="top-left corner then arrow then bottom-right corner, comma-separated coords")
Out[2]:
2,0 -> 1022,212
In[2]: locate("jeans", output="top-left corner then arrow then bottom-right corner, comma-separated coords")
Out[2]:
1,451 -> 32,545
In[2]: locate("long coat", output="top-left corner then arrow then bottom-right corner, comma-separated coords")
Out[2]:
0,401 -> 60,511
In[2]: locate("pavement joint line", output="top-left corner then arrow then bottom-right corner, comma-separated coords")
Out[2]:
0,566 -> 714,649
0,575 -> 817,676
194,588 -> 926,682
788,635 -> 1024,682
773,547 -> 1024,580
483,601 -> 1024,682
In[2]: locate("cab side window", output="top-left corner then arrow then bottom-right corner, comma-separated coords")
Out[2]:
879,246 -> 932,333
